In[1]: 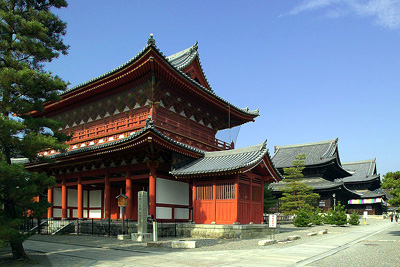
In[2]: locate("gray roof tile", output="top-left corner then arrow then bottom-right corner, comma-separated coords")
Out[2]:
271,177 -> 343,191
272,138 -> 339,168
342,159 -> 379,183
170,141 -> 272,176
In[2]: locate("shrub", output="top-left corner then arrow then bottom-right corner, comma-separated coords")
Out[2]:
311,208 -> 324,225
293,206 -> 313,227
348,212 -> 360,225
324,203 -> 348,226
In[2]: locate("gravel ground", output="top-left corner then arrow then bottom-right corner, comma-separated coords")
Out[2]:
27,218 -> 389,253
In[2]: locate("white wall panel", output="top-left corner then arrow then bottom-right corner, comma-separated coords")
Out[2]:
68,189 -> 77,207
83,210 -> 88,218
89,210 -> 102,219
72,209 -> 78,218
83,190 -> 88,208
156,207 -> 172,219
89,190 -> 102,208
53,208 -> 62,218
53,188 -> 62,206
174,208 -> 189,220
156,178 -> 189,205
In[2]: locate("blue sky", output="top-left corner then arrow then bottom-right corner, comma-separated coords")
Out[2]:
48,0 -> 400,175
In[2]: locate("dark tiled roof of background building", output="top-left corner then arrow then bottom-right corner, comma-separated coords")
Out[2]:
271,177 -> 343,191
272,138 -> 339,168
170,141 -> 273,177
342,159 -> 379,183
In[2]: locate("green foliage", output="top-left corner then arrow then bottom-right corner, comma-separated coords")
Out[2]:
293,206 -> 312,227
324,203 -> 348,226
348,212 -> 360,225
311,208 -> 324,225
0,0 -> 68,259
280,154 -> 320,215
381,171 -> 400,206
264,184 -> 277,213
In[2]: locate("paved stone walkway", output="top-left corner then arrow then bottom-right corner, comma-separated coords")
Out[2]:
1,218 -> 397,266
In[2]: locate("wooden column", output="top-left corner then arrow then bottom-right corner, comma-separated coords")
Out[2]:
213,178 -> 217,223
249,175 -> 253,223
104,170 -> 111,219
125,173 -> 133,220
192,179 -> 196,221
47,188 -> 53,218
261,180 -> 265,219
149,161 -> 157,219
77,175 -> 83,219
61,177 -> 67,219
235,174 -> 239,223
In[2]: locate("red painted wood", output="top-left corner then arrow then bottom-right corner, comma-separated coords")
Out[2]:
125,178 -> 133,220
104,172 -> 111,219
77,176 -> 83,219
149,162 -> 156,219
62,179 -> 67,219
47,188 -> 53,218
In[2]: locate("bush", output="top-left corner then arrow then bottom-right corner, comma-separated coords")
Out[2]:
348,212 -> 360,225
293,206 -> 313,227
324,203 -> 348,226
311,208 -> 324,225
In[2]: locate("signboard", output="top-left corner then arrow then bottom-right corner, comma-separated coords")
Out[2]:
269,214 -> 277,228
116,194 -> 128,207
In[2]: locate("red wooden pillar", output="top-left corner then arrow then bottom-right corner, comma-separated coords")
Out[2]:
104,170 -> 111,219
249,175 -> 253,223
212,178 -> 217,223
261,180 -> 265,219
77,175 -> 83,219
47,188 -> 53,218
192,179 -> 196,222
125,174 -> 133,220
235,174 -> 239,223
149,162 -> 157,219
61,178 -> 67,219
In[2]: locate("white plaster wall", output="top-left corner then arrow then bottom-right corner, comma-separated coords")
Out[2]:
68,189 -> 77,207
156,178 -> 189,205
72,209 -> 78,218
89,210 -> 102,219
53,208 -> 62,218
174,208 -> 189,220
84,190 -> 88,208
83,210 -> 88,218
53,188 -> 62,206
89,190 -> 102,208
156,207 -> 172,219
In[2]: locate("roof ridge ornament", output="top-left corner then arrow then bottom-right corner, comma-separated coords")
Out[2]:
145,115 -> 154,128
147,33 -> 156,46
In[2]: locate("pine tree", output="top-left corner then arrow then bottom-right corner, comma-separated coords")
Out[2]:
280,154 -> 320,215
0,0 -> 69,259
264,184 -> 278,213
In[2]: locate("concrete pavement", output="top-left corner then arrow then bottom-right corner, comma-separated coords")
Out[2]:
20,218 -> 398,266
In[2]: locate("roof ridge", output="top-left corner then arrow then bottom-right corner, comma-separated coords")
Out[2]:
202,140 -> 268,157
342,159 -> 376,165
275,138 -> 338,149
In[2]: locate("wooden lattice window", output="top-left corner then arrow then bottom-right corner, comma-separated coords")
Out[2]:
239,183 -> 249,200
252,186 -> 262,202
216,182 -> 235,200
196,185 -> 213,200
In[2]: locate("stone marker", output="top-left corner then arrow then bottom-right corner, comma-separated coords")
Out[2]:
307,232 -> 317,236
258,239 -> 275,246
287,235 -> 301,241
171,240 -> 196,249
277,240 -> 292,244
132,191 -> 153,242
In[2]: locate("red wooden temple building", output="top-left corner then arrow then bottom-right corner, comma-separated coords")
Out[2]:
26,35 -> 281,224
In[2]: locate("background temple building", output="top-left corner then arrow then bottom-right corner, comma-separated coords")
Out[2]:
26,35 -> 281,225
270,139 -> 385,215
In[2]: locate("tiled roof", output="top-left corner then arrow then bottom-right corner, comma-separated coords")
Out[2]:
61,35 -> 259,117
342,159 -> 379,183
272,139 -> 339,168
45,119 -> 204,159
271,177 -> 343,191
170,140 -> 272,176
10,158 -> 29,164
352,189 -> 385,199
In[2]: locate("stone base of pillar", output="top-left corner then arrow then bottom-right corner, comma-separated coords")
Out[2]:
132,233 -> 153,242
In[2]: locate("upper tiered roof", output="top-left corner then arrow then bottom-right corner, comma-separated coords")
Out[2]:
48,34 -> 259,119
272,138 -> 340,168
342,159 -> 379,183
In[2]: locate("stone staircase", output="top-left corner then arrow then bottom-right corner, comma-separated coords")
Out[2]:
42,219 -> 73,235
